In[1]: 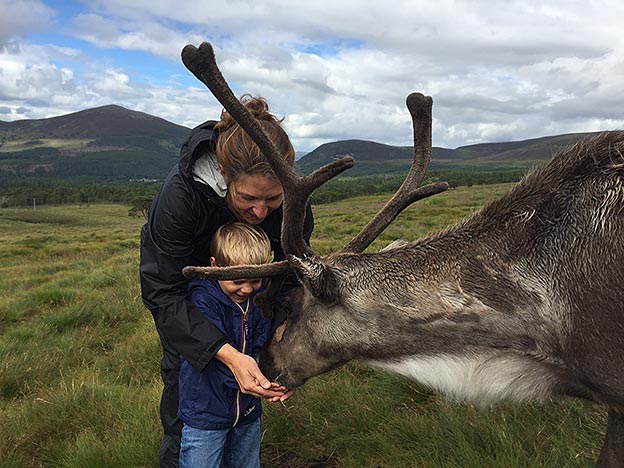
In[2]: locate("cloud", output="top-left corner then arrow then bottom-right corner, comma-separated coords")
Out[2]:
1,0 -> 623,151
70,13 -> 195,61
0,0 -> 55,43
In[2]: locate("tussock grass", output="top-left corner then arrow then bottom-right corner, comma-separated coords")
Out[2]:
0,189 -> 607,467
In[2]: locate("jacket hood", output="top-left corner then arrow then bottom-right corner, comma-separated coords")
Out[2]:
179,119 -> 219,177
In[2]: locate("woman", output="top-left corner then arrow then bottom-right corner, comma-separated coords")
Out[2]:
139,95 -> 313,468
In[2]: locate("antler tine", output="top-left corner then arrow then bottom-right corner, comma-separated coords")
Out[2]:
182,261 -> 291,281
182,43 -> 296,187
182,42 -> 354,257
339,93 -> 448,254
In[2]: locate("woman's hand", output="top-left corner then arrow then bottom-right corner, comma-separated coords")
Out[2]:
216,343 -> 291,399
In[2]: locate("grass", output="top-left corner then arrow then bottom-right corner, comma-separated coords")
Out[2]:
0,187 -> 606,467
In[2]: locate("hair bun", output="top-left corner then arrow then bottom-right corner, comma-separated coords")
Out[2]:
216,94 -> 280,132
213,94 -> 295,182
241,94 -> 273,121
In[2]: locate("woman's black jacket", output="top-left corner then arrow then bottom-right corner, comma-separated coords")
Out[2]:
139,120 -> 313,371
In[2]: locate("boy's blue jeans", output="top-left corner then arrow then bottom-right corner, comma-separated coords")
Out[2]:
179,418 -> 261,468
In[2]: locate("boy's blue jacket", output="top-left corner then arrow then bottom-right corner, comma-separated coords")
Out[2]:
178,279 -> 271,430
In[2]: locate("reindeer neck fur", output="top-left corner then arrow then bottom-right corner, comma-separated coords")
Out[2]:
324,131 -> 624,406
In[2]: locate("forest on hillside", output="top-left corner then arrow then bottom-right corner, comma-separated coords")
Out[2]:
0,168 -> 529,211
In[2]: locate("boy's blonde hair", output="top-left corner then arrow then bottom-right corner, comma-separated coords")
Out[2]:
210,222 -> 272,267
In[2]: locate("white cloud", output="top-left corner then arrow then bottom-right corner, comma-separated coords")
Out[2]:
1,0 -> 624,151
0,0 -> 54,43
70,13 -> 196,61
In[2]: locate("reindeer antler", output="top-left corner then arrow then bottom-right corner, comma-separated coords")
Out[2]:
181,42 -> 354,260
181,42 -> 447,286
183,261 -> 291,281
339,93 -> 448,253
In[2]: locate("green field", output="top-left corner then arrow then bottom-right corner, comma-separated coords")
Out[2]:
0,185 -> 606,467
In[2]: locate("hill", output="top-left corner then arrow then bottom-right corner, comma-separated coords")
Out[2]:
297,132 -> 596,176
0,104 -> 603,183
0,105 -> 191,184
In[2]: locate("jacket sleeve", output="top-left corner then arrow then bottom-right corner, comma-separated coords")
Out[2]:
303,201 -> 315,245
189,283 -> 240,389
140,176 -> 228,371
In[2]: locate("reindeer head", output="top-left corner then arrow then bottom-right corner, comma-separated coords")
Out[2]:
181,42 -> 448,388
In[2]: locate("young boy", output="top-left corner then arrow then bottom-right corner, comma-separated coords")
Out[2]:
178,222 -> 274,468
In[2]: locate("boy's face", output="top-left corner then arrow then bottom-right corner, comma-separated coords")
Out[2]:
210,256 -> 263,304
217,278 -> 263,304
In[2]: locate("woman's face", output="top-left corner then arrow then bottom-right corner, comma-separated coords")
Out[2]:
227,173 -> 284,225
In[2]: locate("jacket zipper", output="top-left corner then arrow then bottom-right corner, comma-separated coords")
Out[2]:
232,299 -> 250,427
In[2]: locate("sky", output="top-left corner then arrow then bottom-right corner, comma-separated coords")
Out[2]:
1,0 -> 623,152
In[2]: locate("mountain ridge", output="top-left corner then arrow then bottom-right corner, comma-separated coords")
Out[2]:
0,105 -> 605,183
0,104 -> 189,140
298,131 -> 598,176
0,105 -> 191,183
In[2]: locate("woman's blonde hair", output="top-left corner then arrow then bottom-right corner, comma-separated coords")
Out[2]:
214,94 -> 295,184
210,222 -> 272,267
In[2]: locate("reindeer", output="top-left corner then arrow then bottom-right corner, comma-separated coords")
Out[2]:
181,42 -> 624,467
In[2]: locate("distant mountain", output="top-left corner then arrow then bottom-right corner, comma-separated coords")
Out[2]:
297,132 -> 597,176
0,105 -> 191,184
455,133 -> 596,163
0,104 -> 603,184
0,105 -> 189,141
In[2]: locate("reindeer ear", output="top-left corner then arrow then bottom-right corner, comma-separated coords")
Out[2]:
273,322 -> 287,342
380,238 -> 409,251
288,255 -> 340,305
